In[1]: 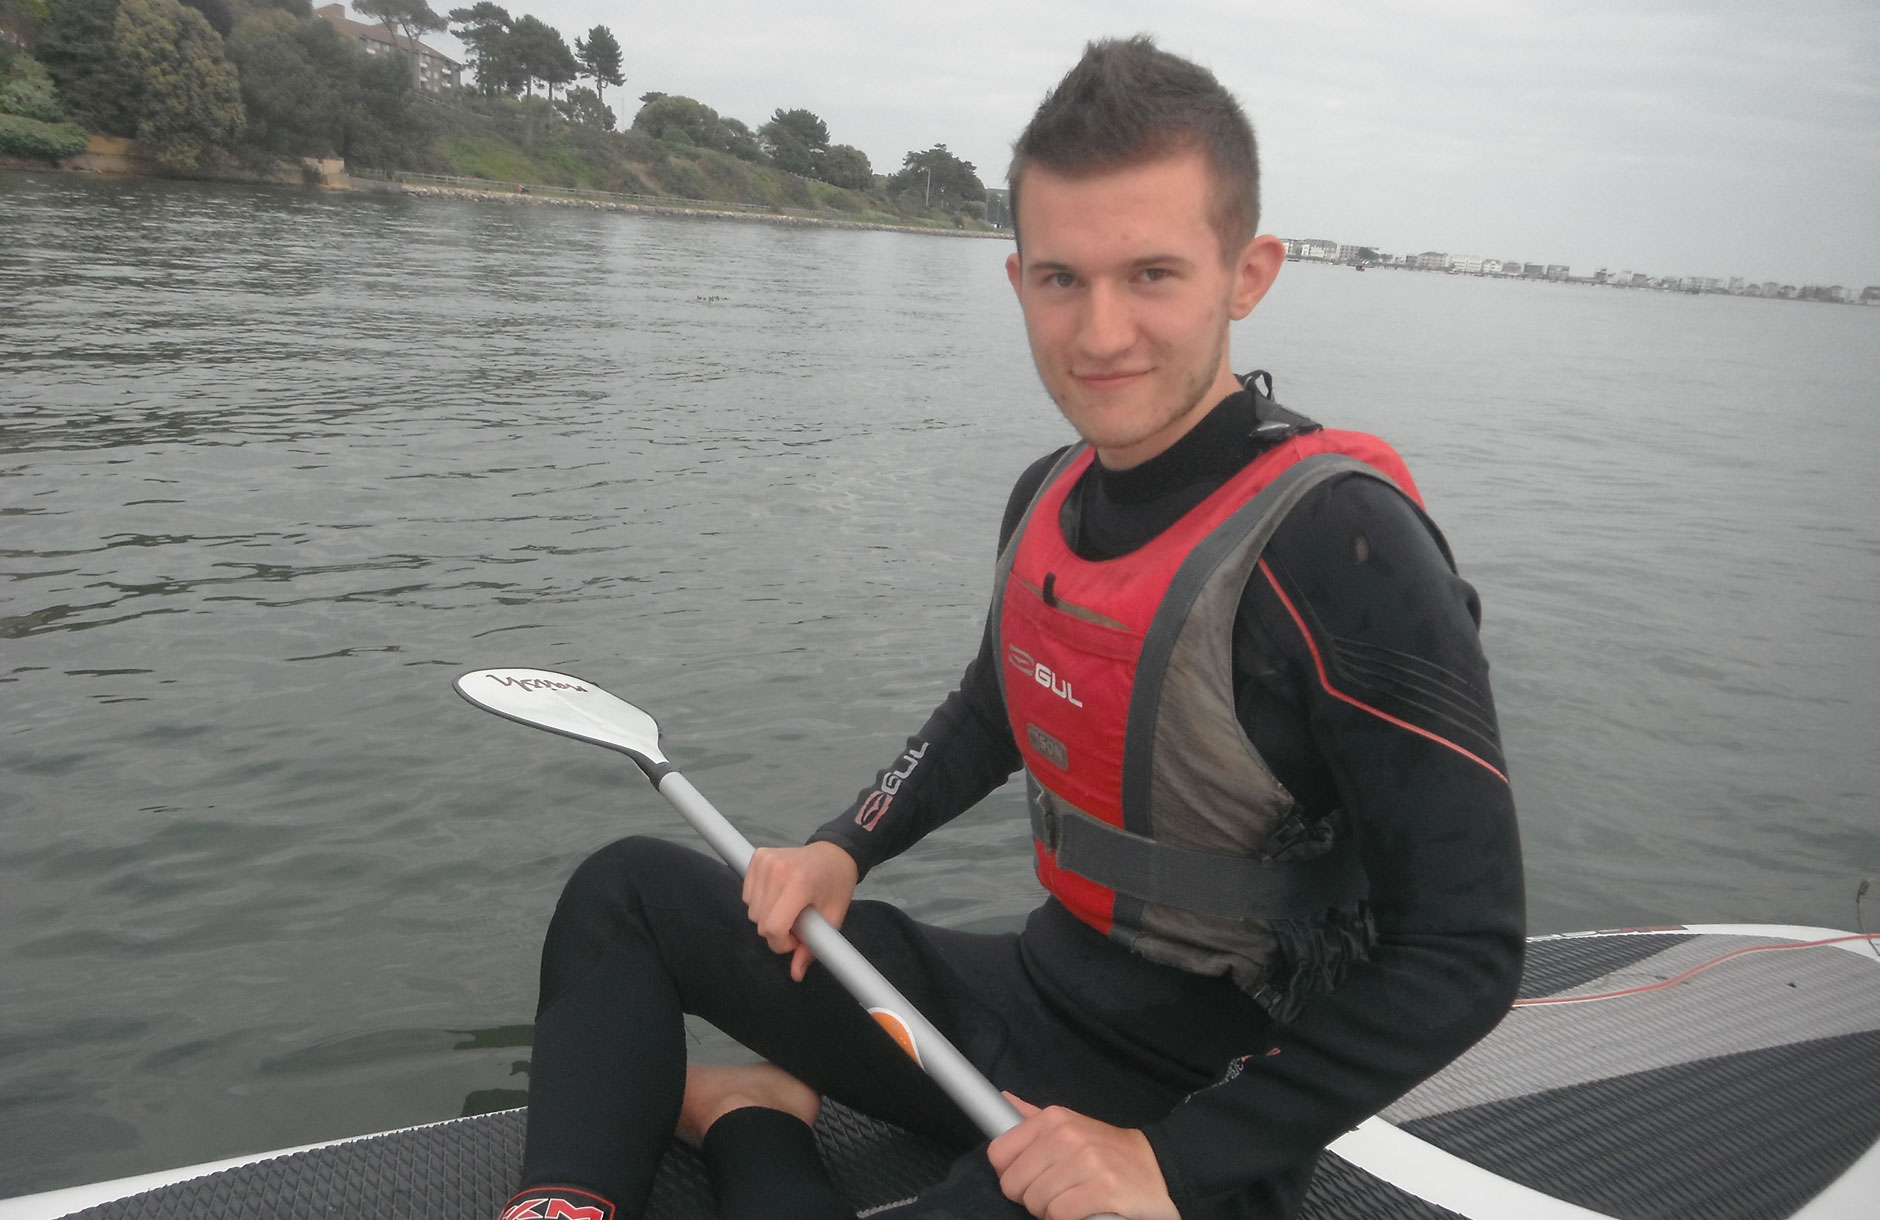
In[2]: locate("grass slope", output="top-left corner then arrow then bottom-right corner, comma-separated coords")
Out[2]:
424,105 -> 989,232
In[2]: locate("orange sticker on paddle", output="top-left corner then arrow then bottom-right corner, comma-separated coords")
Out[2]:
867,1007 -> 921,1067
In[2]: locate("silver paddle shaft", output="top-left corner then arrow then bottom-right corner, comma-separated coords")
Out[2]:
665,774 -> 1128,1219
657,771 -> 1024,1140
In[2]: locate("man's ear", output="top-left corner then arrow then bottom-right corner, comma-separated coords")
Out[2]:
1228,234 -> 1287,319
1006,251 -> 1023,296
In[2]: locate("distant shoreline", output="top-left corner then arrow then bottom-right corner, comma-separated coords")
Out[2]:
2,141 -> 1013,242
366,179 -> 1013,240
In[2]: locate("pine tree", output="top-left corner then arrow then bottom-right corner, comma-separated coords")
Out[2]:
573,24 -> 622,106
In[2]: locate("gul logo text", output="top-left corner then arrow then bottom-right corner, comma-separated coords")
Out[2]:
856,741 -> 927,830
1007,646 -> 1084,708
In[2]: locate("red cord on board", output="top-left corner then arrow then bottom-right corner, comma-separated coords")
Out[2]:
1512,934 -> 1880,1008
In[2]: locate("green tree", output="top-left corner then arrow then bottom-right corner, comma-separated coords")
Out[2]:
2,0 -> 51,50
347,38 -> 420,165
553,81 -> 609,129
177,0 -> 235,36
890,143 -> 984,211
758,105 -> 825,176
572,23 -> 620,106
35,0 -> 137,135
1,53 -> 66,121
630,92 -> 716,145
537,27 -> 574,108
447,3 -> 518,97
355,0 -> 441,87
0,41 -> 90,162
227,9 -> 358,156
357,0 -> 443,47
818,142 -> 872,191
718,114 -> 759,161
113,0 -> 244,168
506,12 -> 571,105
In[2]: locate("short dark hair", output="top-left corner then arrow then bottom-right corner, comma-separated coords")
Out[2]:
1007,36 -> 1260,262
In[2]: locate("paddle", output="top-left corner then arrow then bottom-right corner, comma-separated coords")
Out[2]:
452,666 -> 1025,1141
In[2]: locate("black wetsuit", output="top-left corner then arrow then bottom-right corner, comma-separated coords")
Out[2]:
517,386 -> 1525,1220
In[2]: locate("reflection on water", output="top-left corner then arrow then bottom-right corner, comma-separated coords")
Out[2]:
2,168 -> 1877,1196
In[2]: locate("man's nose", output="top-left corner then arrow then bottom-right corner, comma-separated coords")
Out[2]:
1078,281 -> 1134,360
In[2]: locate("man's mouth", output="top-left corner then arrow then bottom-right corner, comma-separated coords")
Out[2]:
1074,368 -> 1148,390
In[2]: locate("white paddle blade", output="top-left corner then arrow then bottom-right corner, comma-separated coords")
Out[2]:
454,668 -> 669,772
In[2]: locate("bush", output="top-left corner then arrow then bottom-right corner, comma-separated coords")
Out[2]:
655,155 -> 713,201
0,113 -> 92,161
0,59 -> 68,124
615,126 -> 666,164
596,164 -> 650,195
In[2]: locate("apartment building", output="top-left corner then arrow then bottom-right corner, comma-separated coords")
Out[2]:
316,4 -> 461,94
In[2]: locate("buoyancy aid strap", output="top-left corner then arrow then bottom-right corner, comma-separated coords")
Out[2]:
1028,776 -> 1368,920
990,445 -> 1092,726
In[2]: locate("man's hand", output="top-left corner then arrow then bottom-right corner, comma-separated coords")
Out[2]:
741,841 -> 860,981
987,1093 -> 1179,1220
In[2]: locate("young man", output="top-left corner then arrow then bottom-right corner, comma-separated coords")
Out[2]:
504,36 -> 1523,1220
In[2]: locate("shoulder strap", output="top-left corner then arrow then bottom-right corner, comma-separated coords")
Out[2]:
990,445 -> 1089,726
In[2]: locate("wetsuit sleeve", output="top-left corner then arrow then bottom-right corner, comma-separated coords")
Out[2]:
1140,475 -> 1527,1215
807,450 -> 1067,879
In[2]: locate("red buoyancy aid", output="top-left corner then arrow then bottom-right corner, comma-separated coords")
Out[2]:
993,427 -> 1422,992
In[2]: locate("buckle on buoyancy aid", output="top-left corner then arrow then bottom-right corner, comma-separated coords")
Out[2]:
1025,774 -> 1062,850
1241,369 -> 1322,442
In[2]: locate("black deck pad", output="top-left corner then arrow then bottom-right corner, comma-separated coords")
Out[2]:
1401,1028 -> 1880,1220
1517,932 -> 1693,999
1296,1154 -> 1469,1220
46,1106 -> 1507,1220
55,1102 -> 963,1220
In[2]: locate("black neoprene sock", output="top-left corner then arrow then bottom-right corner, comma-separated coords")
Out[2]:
701,1106 -> 850,1220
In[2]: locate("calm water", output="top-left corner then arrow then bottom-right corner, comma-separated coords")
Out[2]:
2,170 -> 1876,1197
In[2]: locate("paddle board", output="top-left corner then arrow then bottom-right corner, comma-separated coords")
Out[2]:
4,924 -> 1876,1219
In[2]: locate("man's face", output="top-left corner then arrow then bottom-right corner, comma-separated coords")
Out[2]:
1005,150 -> 1283,469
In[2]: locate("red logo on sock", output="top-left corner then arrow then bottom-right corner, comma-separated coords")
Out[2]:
501,1187 -> 615,1220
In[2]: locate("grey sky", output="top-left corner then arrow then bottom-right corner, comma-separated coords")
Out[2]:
421,1 -> 1880,287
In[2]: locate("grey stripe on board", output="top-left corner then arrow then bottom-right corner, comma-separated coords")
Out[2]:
1401,1029 -> 1880,1220
1385,937 -> 1880,1122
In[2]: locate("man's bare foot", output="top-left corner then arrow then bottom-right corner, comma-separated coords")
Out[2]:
677,1062 -> 821,1146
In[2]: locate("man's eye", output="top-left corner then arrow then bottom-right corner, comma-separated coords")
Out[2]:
1047,272 -> 1076,288
1141,267 -> 1172,282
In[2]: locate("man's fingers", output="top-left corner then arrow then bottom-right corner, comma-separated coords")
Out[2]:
986,1095 -> 1042,1174
1018,1146 -> 1110,1220
989,1102 -> 1177,1220
743,843 -> 862,980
